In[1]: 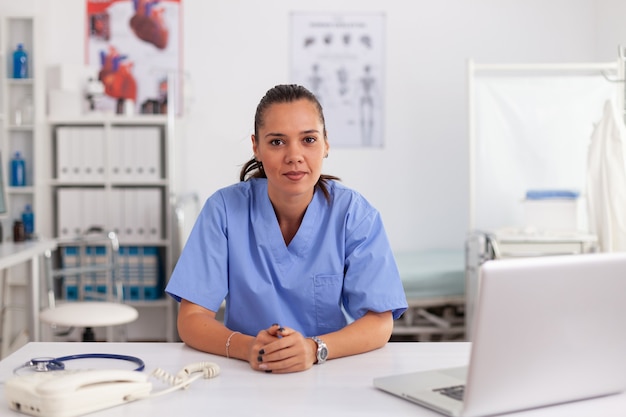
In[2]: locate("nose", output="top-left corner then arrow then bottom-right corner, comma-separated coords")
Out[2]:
285,143 -> 304,164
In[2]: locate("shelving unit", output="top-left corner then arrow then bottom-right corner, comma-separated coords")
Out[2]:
0,15 -> 49,355
47,114 -> 176,342
0,15 -> 178,344
0,16 -> 43,240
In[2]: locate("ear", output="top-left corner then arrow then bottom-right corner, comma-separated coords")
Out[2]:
251,134 -> 258,159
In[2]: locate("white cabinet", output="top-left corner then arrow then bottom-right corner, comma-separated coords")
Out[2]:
0,16 -> 43,240
48,115 -> 176,342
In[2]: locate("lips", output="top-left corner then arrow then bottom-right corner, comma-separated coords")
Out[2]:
284,171 -> 306,181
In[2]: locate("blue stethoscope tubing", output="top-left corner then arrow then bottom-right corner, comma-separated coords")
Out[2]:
15,353 -> 145,374
55,354 -> 145,371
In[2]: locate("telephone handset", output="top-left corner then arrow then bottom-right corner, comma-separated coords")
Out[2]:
6,369 -> 152,417
5,362 -> 220,417
36,369 -> 150,396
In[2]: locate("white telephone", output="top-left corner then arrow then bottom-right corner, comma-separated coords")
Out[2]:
5,369 -> 151,417
5,362 -> 220,417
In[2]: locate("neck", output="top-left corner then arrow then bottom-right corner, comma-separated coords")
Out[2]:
269,190 -> 313,245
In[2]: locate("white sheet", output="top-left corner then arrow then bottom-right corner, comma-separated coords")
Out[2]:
586,100 -> 626,252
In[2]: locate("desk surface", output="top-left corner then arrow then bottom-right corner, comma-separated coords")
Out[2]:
0,239 -> 58,349
1,342 -> 625,416
0,239 -> 56,270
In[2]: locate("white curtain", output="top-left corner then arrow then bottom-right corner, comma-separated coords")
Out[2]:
586,100 -> 626,252
472,75 -> 616,232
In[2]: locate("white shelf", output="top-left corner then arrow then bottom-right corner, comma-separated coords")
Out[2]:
7,186 -> 34,194
0,16 -> 39,240
49,179 -> 169,187
48,117 -> 176,341
48,114 -> 168,125
6,78 -> 33,86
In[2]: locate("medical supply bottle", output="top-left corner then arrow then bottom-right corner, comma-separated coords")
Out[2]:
22,204 -> 34,239
10,152 -> 26,186
13,220 -> 25,242
12,43 -> 28,79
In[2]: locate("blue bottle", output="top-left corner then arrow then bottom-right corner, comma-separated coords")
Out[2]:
10,152 -> 26,186
22,204 -> 34,238
12,43 -> 28,79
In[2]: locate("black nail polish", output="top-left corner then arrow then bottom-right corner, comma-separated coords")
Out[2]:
257,355 -> 263,362
259,349 -> 265,355
265,370 -> 272,373
272,323 -> 279,327
278,327 -> 285,332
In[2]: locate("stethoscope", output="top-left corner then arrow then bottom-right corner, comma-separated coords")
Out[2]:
13,353 -> 145,375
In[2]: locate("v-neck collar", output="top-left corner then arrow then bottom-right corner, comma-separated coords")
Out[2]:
252,179 -> 323,269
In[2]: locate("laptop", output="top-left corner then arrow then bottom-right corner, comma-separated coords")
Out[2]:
374,252 -> 626,416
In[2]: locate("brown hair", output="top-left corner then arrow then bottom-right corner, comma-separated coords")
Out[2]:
239,84 -> 339,201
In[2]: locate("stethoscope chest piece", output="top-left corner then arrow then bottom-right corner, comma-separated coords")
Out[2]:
17,357 -> 65,374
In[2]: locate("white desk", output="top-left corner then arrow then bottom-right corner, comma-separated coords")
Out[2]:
0,239 -> 58,352
1,342 -> 625,416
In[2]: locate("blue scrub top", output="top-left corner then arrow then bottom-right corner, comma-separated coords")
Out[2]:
165,178 -> 407,337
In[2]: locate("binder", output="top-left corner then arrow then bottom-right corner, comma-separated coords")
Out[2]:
56,127 -> 76,181
81,127 -> 106,182
118,245 -> 161,300
82,188 -> 107,231
136,188 -> 162,242
57,188 -> 83,238
108,188 -> 125,240
109,127 -> 125,182
122,188 -> 138,240
137,127 -> 162,181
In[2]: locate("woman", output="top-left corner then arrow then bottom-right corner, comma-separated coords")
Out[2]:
166,84 -> 407,373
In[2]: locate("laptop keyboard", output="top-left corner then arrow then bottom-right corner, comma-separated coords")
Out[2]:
433,385 -> 465,401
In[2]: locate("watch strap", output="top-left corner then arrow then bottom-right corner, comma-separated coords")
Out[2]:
311,336 -> 328,365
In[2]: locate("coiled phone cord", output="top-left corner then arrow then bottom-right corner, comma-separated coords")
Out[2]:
128,361 -> 220,400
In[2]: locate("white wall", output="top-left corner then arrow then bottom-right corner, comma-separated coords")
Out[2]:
3,0 -> 626,252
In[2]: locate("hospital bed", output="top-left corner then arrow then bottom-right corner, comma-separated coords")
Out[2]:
392,249 -> 465,341
465,230 -> 598,341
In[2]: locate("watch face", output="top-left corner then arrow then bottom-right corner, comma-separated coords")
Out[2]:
319,347 -> 328,361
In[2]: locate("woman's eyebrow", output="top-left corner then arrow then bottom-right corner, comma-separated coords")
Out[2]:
264,132 -> 287,138
301,129 -> 321,135
264,129 -> 320,138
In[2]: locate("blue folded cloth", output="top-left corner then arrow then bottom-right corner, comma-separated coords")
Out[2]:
525,190 -> 580,200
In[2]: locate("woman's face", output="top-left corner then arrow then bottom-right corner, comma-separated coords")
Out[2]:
252,99 -> 329,203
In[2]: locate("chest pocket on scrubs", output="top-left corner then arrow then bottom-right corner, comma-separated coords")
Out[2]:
314,274 -> 345,330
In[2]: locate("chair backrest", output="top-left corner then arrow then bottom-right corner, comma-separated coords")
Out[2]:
45,227 -> 122,309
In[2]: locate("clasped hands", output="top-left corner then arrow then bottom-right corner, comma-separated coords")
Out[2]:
248,323 -> 316,373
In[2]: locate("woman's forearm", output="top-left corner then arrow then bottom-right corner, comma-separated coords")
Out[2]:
177,299 -> 254,360
319,310 -> 394,361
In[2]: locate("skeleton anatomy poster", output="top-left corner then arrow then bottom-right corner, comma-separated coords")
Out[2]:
291,12 -> 385,148
86,0 -> 182,115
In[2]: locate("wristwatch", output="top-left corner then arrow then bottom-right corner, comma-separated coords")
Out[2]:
311,336 -> 328,365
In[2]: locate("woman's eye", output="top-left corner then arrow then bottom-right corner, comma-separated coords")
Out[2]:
270,139 -> 284,146
304,136 -> 317,144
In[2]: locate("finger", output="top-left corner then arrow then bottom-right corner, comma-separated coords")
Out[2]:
276,325 -> 296,337
265,323 -> 282,337
259,327 -> 301,355
258,334 -> 306,365
259,352 -> 311,374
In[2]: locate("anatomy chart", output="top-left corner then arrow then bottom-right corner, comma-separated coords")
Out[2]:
86,0 -> 182,114
291,12 -> 385,148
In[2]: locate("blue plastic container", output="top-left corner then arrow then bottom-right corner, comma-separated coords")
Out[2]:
22,204 -> 34,237
12,43 -> 28,79
10,152 -> 26,186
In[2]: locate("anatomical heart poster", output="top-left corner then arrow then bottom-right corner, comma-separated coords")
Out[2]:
86,0 -> 182,115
